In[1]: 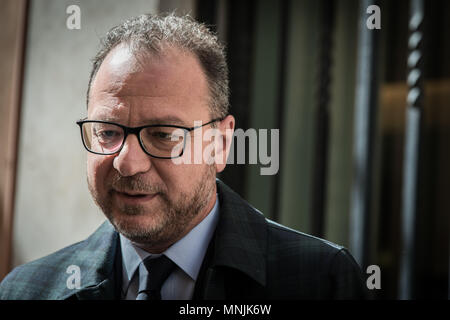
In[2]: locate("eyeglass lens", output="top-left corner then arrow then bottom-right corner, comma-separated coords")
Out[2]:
81,122 -> 186,157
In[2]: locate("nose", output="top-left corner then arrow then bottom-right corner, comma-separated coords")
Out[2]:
113,134 -> 152,177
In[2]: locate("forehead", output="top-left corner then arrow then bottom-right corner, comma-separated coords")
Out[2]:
88,44 -> 210,125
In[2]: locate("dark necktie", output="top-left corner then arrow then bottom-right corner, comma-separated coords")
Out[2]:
136,255 -> 176,300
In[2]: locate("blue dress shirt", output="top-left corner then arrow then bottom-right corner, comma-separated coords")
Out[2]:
119,195 -> 220,300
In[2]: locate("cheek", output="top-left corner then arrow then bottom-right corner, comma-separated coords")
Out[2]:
87,155 -> 114,190
157,162 -> 204,194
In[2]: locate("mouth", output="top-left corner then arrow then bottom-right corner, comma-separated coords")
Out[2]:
113,190 -> 159,204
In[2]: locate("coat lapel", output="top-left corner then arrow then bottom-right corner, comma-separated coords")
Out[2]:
60,221 -> 122,300
195,180 -> 267,299
73,279 -> 115,300
197,267 -> 226,299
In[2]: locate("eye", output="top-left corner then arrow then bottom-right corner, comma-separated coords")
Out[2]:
94,128 -> 123,143
99,130 -> 120,139
152,131 -> 173,140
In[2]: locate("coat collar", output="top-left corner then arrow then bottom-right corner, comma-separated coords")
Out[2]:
209,179 -> 267,287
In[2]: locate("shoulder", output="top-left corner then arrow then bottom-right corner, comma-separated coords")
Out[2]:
0,221 -> 117,300
0,240 -> 87,300
263,218 -> 368,299
216,179 -> 359,276
266,218 -> 343,250
264,218 -> 346,270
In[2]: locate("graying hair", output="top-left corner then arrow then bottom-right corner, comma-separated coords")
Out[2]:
86,13 -> 229,118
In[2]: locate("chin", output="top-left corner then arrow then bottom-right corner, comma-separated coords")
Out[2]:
108,209 -> 174,244
112,208 -> 164,228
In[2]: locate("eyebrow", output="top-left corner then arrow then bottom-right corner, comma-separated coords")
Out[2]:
93,115 -> 189,127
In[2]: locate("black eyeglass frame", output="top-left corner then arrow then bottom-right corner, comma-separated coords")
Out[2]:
76,117 -> 225,159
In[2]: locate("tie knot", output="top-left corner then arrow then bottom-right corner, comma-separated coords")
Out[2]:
140,255 -> 176,298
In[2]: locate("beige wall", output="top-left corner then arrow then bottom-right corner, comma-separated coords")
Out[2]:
12,0 -> 165,267
0,0 -> 27,278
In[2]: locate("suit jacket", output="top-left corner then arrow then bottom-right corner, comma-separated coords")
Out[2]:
0,180 -> 368,300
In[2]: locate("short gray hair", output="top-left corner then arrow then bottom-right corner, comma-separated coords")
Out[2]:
87,13 -> 229,118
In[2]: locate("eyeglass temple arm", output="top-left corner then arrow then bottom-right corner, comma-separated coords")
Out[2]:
188,116 -> 227,131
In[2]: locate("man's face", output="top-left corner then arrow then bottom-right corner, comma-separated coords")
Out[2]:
86,44 -> 231,252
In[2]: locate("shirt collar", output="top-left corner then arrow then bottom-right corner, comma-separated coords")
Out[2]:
120,195 -> 220,284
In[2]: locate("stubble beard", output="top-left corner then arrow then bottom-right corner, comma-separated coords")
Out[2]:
88,165 -> 216,247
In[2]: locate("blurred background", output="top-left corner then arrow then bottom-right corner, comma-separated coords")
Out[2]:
1,0 -> 449,299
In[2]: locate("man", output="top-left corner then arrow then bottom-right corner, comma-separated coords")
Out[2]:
0,13 -> 367,300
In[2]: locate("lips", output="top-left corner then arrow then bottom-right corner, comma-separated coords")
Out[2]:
120,191 -> 148,197
113,190 -> 159,204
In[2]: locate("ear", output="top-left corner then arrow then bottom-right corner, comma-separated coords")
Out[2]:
215,115 -> 235,173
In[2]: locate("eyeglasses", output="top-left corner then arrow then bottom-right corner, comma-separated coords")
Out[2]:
76,117 -> 224,159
